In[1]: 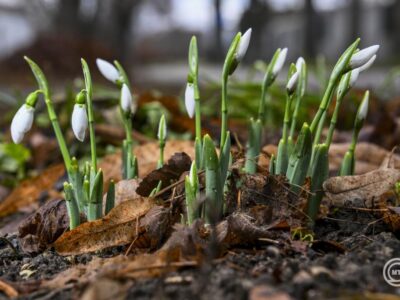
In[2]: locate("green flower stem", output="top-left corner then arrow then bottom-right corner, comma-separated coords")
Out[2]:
194,72 -> 202,169
114,60 -> 137,179
220,33 -> 241,148
24,56 -> 72,170
195,96 -> 201,141
220,76 -> 228,148
290,61 -> 307,139
158,141 -> 165,168
81,59 -> 97,170
258,83 -> 270,124
313,110 -> 327,147
325,96 -> 343,148
309,39 -> 360,135
282,94 -> 293,143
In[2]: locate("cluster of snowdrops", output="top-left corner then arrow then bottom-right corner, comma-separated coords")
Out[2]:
10,29 -> 379,230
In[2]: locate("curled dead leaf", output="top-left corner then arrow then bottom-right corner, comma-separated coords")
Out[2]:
54,197 -> 157,255
18,198 -> 69,254
216,212 -> 277,247
323,168 -> 400,208
136,152 -> 192,197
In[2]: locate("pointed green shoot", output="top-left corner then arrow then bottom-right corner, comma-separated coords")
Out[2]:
105,179 -> 115,215
307,143 -> 329,225
63,182 -> 80,230
286,123 -> 312,193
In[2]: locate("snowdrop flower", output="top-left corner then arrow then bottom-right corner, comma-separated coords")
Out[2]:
286,71 -> 299,94
121,84 -> 134,114
272,48 -> 288,77
349,45 -> 379,70
295,57 -> 305,73
358,54 -> 376,73
11,104 -> 35,143
357,91 -> 369,121
349,54 -> 376,88
158,114 -> 167,141
96,58 -> 120,83
349,68 -> 360,88
185,83 -> 195,118
71,104 -> 88,142
236,28 -> 252,62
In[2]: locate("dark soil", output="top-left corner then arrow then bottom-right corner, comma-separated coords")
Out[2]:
1,207 -> 399,300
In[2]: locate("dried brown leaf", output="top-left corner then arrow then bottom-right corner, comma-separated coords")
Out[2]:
112,178 -> 141,207
136,152 -> 192,197
216,212 -> 276,247
53,198 -> 157,255
323,168 -> 400,208
18,198 -> 69,254
100,141 -> 195,183
0,164 -> 64,218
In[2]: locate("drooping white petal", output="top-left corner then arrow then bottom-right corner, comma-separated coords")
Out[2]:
96,58 -> 120,83
236,28 -> 252,62
11,104 -> 35,143
349,68 -> 360,88
71,104 -> 88,142
358,54 -> 376,73
357,91 -> 369,120
349,45 -> 379,70
185,83 -> 195,119
272,48 -> 288,77
286,71 -> 299,93
120,84 -> 133,113
295,57 -> 305,73
157,115 -> 167,140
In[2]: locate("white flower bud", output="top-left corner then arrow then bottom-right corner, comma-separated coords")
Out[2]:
11,104 -> 35,143
185,83 -> 195,119
295,57 -> 305,73
358,54 -> 376,73
286,71 -> 299,94
349,68 -> 360,88
157,115 -> 167,141
357,91 -> 369,121
236,28 -> 252,62
272,48 -> 287,77
349,45 -> 379,70
71,104 -> 88,142
96,58 -> 120,83
121,84 -> 133,113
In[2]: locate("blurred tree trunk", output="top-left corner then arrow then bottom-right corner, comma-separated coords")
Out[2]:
349,0 -> 361,42
385,0 -> 400,54
54,0 -> 81,31
304,0 -> 316,58
51,0 -> 141,61
212,0 -> 223,60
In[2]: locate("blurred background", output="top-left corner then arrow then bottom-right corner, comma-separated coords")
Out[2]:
0,0 -> 399,91
1,0 -> 400,190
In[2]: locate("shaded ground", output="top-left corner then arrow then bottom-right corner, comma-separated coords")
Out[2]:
1,207 -> 399,300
